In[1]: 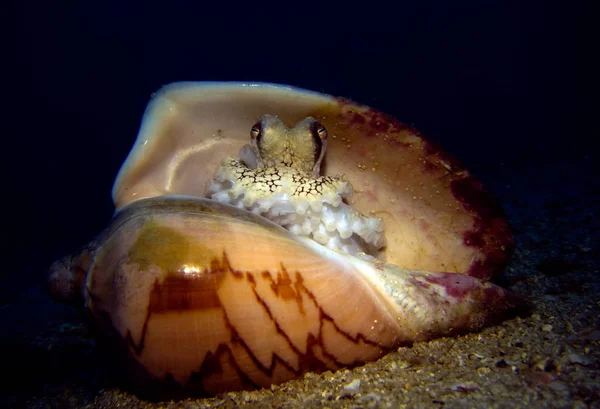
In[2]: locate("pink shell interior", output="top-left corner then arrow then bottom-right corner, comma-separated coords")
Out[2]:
112,82 -> 512,280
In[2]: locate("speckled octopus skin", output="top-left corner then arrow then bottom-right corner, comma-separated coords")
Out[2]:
205,114 -> 385,255
48,82 -> 521,400
210,157 -> 349,209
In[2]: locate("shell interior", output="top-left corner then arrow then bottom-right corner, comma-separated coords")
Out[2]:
112,82 -> 512,279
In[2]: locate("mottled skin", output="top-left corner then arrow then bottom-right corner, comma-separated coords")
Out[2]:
216,115 -> 352,210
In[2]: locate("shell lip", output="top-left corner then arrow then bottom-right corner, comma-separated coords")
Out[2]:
112,194 -> 303,240
160,81 -> 326,95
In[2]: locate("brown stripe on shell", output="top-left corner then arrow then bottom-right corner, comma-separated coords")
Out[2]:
188,343 -> 260,391
147,264 -> 225,313
250,266 -> 389,372
102,252 -> 391,395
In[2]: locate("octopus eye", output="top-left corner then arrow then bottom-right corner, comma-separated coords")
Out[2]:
309,120 -> 327,164
316,123 -> 328,139
251,122 -> 262,140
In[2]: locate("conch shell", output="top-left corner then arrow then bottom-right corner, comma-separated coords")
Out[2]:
48,82 -> 521,399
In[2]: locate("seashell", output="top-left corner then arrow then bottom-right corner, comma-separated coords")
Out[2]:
48,82 -> 522,399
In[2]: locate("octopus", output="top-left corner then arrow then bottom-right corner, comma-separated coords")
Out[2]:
206,114 -> 385,256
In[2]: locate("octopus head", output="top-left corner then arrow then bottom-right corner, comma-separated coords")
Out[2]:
244,115 -> 328,177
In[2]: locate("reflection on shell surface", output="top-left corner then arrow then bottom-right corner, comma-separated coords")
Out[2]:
48,82 -> 523,399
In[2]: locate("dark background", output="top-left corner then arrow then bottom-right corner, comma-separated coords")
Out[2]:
5,1 -> 594,343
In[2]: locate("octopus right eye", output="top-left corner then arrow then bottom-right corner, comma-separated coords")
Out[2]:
315,123 -> 328,140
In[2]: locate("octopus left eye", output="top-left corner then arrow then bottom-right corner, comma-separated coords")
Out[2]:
250,122 -> 262,140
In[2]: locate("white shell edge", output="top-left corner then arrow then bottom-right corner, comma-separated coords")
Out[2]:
111,81 -> 337,205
